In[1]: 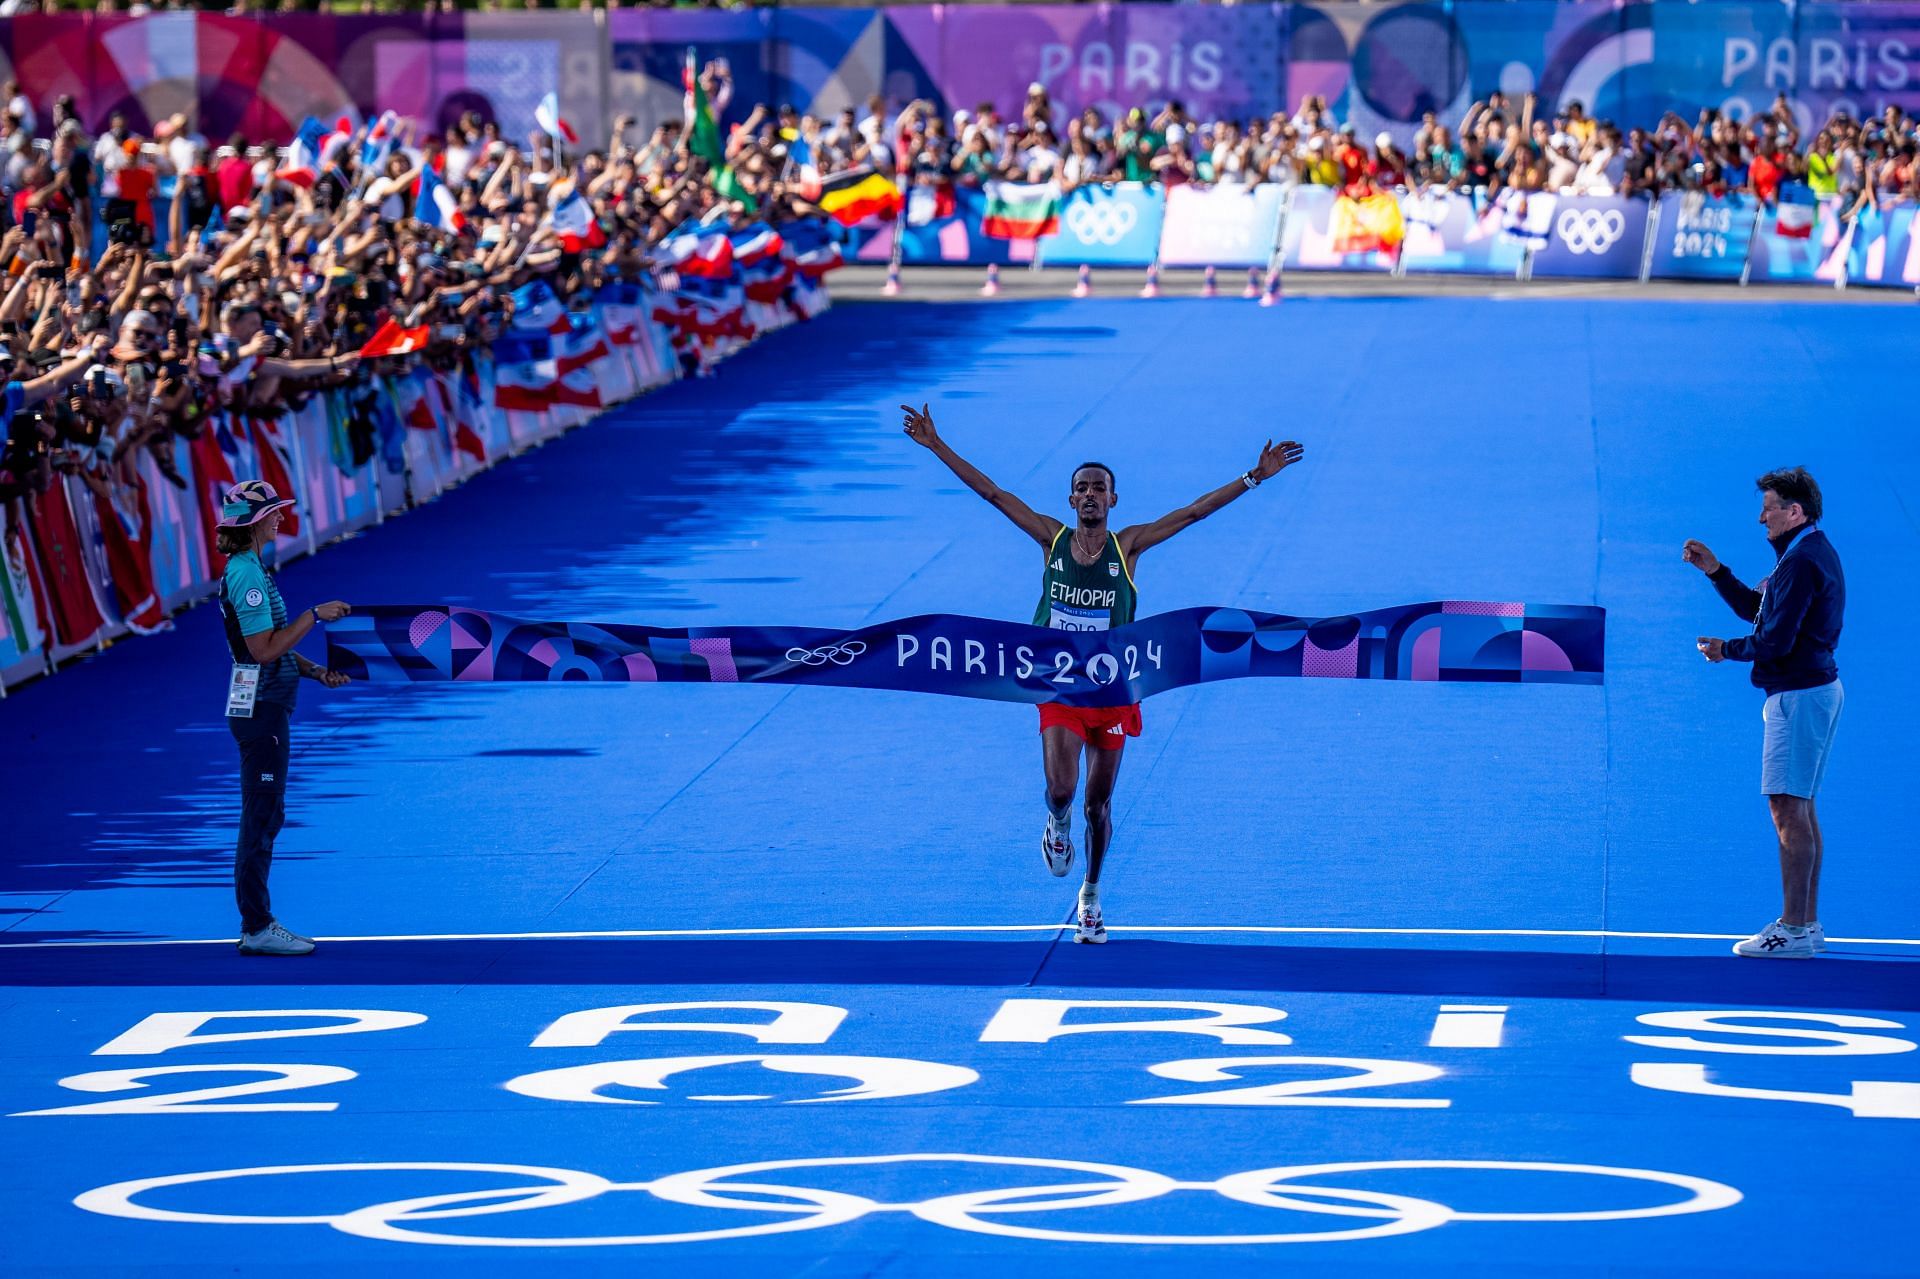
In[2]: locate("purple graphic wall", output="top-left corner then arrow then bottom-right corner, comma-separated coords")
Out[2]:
4,5 -> 1915,148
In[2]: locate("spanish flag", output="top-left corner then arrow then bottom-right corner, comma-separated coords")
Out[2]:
817,167 -> 902,227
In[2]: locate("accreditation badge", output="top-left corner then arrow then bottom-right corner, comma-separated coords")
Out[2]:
226,664 -> 261,718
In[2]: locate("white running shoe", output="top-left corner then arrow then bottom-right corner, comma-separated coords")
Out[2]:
1075,899 -> 1106,944
1732,919 -> 1814,959
238,922 -> 316,957
1041,814 -> 1074,877
1807,921 -> 1827,953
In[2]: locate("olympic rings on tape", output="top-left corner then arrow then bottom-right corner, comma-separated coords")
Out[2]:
783,641 -> 867,667
77,1153 -> 1741,1248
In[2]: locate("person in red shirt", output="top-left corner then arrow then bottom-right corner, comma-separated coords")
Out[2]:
1334,125 -> 1370,196
215,132 -> 255,213
1368,132 -> 1409,189
1749,145 -> 1785,203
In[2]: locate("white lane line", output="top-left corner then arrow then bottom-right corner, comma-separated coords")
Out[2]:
3,924 -> 1918,949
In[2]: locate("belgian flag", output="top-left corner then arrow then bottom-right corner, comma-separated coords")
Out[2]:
817,167 -> 903,227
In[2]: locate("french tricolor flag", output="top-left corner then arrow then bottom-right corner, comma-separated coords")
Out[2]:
536,93 -> 579,149
361,111 -> 400,172
546,182 -> 605,253
663,229 -> 734,279
275,116 -> 329,188
415,163 -> 466,233
730,222 -> 785,267
1775,185 -> 1817,240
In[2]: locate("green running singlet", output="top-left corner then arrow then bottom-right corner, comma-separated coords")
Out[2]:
1033,526 -> 1138,632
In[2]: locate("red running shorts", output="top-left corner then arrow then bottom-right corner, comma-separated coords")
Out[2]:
1038,703 -> 1143,750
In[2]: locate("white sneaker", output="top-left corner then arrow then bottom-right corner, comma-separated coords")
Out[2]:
238,922 -> 316,956
1732,919 -> 1814,959
1041,814 -> 1074,877
1074,899 -> 1106,944
1807,921 -> 1826,953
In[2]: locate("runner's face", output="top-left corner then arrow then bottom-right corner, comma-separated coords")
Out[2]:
1069,468 -> 1114,526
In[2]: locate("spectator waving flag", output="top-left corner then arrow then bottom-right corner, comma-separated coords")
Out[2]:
359,317 -> 432,359
545,178 -> 605,253
415,163 -> 465,233
816,167 -> 903,227
685,48 -> 757,212
1775,182 -> 1817,239
781,219 -> 845,277
786,135 -> 823,200
275,116 -> 329,188
1329,193 -> 1406,255
981,180 -> 1062,239
536,93 -> 579,150
729,222 -> 784,267
661,226 -> 735,278
510,280 -> 571,335
361,111 -> 400,173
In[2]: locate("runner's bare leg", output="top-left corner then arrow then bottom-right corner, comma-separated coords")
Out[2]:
1042,726 -> 1082,819
1083,742 -> 1125,886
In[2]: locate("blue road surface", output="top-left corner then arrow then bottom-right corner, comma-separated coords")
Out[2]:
2,296 -> 1917,1277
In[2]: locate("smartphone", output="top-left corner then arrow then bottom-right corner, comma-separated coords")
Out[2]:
19,209 -> 35,236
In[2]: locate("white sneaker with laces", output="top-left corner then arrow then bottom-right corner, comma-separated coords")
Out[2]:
1807,921 -> 1827,953
1075,899 -> 1106,944
1732,919 -> 1814,959
238,922 -> 316,957
1041,814 -> 1074,877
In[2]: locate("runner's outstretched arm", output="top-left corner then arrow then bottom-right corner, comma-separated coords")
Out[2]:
901,403 -> 1062,548
1119,439 -> 1304,560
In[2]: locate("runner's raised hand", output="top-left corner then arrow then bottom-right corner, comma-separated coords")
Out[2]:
900,403 -> 940,449
1252,438 -> 1304,481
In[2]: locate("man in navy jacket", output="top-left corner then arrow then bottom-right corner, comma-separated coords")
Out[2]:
1686,467 -> 1844,959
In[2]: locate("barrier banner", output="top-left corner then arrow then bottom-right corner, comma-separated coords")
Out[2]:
1396,189 -> 1526,276
1746,194 -> 1851,284
1845,203 -> 1920,288
1038,183 -> 1164,267
1647,193 -> 1760,281
1157,183 -> 1285,269
327,600 -> 1607,707
1528,196 -> 1651,279
1281,185 -> 1397,273
882,185 -> 1034,266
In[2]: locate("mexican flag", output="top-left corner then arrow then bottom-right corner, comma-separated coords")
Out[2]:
685,49 -> 756,212
981,180 -> 1061,239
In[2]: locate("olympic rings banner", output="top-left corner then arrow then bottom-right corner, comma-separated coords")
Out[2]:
1527,196 -> 1651,280
325,601 -> 1606,705
1039,184 -> 1166,269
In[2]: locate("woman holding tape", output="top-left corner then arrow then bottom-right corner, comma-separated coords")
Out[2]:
214,480 -> 353,957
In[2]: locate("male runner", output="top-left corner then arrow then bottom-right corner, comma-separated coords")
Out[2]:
901,403 -> 1303,943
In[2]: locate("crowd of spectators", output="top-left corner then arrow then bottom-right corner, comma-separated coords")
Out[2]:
0,64 -> 827,508
868,83 -> 1920,213
3,65 -> 1917,513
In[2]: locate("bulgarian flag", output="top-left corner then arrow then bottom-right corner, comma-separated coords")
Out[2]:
685,48 -> 756,212
981,179 -> 1061,239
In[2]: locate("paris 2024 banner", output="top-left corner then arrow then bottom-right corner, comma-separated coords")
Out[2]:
2,4 -> 1916,149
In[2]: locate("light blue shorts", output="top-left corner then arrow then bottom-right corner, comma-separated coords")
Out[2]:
1761,680 -> 1843,799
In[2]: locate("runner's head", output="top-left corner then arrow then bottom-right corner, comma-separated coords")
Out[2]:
1070,462 -> 1116,527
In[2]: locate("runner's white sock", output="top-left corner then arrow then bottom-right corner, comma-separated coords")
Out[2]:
1079,881 -> 1099,905
1783,923 -> 1808,936
1048,798 -> 1071,824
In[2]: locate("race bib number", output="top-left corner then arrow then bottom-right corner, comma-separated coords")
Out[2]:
226,664 -> 260,718
1049,605 -> 1109,633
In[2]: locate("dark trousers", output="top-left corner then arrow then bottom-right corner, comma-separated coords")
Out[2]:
230,703 -> 292,935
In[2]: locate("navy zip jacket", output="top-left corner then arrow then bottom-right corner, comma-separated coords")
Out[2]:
1709,525 -> 1844,695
